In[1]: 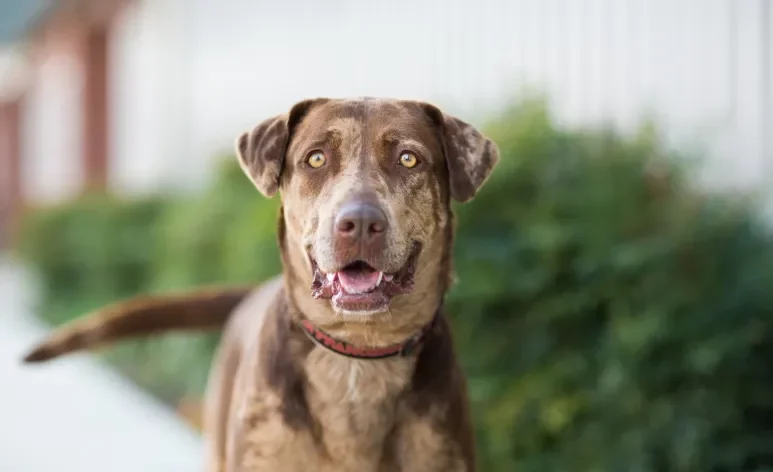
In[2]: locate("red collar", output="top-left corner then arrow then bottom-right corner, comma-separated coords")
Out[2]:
299,316 -> 436,359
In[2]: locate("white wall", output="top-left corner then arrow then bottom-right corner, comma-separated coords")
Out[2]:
111,0 -> 773,194
108,0 -> 194,195
0,47 -> 28,102
21,46 -> 84,204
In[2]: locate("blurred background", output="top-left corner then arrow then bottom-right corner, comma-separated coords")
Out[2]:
2,0 -> 773,471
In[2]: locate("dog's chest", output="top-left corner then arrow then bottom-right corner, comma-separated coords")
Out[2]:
235,351 -> 466,472
305,352 -> 414,459
307,351 -> 413,432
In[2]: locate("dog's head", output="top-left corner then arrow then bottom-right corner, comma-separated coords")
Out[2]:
236,98 -> 498,329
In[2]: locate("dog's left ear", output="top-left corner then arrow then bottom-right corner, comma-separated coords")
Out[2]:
236,98 -> 326,197
422,104 -> 500,202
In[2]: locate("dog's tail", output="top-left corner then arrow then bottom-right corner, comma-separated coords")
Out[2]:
22,285 -> 253,364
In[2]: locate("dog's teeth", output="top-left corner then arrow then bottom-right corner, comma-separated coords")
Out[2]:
376,272 -> 384,286
384,274 -> 394,282
326,273 -> 335,282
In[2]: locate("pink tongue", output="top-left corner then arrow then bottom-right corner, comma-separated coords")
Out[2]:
337,269 -> 381,293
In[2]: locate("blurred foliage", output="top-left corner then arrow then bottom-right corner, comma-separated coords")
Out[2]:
15,97 -> 773,471
150,158 -> 281,291
17,194 -> 167,324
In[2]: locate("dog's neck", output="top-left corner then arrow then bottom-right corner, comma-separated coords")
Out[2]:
298,311 -> 439,359
285,295 -> 447,427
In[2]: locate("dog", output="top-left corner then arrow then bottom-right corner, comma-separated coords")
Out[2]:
22,97 -> 500,471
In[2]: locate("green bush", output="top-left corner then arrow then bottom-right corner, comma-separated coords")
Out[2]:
16,194 -> 169,324
150,156 -> 281,290
448,98 -> 773,471
15,97 -> 773,471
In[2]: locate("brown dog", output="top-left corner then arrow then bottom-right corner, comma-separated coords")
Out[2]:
23,97 -> 499,471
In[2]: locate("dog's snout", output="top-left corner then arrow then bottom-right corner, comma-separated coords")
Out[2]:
334,201 -> 388,242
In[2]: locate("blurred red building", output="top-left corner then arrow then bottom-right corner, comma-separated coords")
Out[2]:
0,68 -> 23,248
0,0 -> 127,247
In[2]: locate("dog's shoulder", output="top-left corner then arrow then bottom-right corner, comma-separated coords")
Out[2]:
228,276 -> 314,428
226,278 -> 323,468
392,313 -> 477,471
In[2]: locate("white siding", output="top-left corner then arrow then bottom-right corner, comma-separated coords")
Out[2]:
110,0 -> 773,194
108,0 -> 193,194
21,50 -> 84,204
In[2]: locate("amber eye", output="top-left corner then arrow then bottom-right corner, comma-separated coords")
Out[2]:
307,151 -> 326,168
398,152 -> 418,168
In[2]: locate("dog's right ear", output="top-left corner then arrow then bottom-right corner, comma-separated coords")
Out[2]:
235,98 -> 326,197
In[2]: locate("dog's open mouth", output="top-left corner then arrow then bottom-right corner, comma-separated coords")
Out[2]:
310,242 -> 422,313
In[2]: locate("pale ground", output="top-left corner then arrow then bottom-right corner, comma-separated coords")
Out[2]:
0,256 -> 204,471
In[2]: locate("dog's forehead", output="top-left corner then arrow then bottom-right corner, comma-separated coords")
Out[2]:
296,98 -> 434,140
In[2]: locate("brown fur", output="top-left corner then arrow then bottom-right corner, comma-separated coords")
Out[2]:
23,97 -> 499,472
22,286 -> 252,363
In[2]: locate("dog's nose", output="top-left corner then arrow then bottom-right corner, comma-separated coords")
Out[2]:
335,201 -> 388,242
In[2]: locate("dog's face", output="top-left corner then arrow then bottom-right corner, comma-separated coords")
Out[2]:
237,98 -> 498,325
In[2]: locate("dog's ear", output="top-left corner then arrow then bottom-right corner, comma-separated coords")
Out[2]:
422,104 -> 500,203
235,99 -> 326,197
